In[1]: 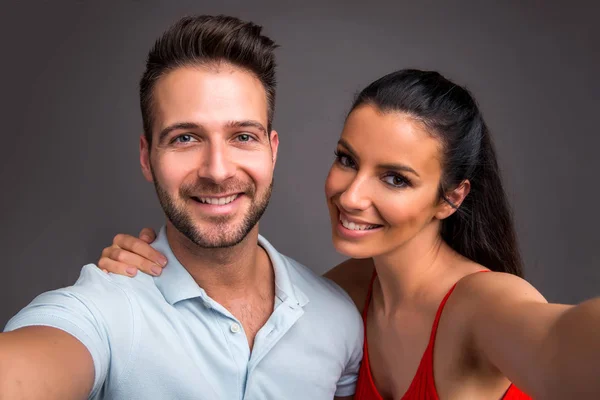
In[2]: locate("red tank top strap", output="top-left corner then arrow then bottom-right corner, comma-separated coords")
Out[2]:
427,281 -> 459,348
356,269 -> 384,400
427,270 -> 490,347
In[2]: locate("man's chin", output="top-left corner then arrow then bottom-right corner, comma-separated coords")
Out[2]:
176,221 -> 252,249
190,231 -> 249,249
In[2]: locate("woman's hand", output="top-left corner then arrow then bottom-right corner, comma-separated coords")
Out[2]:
97,228 -> 167,276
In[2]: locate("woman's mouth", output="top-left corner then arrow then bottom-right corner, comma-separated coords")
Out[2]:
339,216 -> 380,231
336,211 -> 383,238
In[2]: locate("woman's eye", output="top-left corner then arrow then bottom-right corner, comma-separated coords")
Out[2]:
335,151 -> 356,169
382,174 -> 410,188
173,134 -> 197,143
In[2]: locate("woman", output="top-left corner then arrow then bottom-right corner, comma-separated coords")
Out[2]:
98,69 -> 600,399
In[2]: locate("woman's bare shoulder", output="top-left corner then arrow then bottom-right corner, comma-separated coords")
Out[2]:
324,258 -> 375,312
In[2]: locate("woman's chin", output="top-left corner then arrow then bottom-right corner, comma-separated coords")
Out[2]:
331,237 -> 377,259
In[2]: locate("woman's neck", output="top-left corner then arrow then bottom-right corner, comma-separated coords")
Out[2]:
371,223 -> 463,314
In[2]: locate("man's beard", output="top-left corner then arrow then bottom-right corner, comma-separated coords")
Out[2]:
152,175 -> 272,249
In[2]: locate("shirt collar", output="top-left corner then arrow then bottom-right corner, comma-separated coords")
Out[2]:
152,226 -> 309,308
257,234 -> 309,308
152,226 -> 205,305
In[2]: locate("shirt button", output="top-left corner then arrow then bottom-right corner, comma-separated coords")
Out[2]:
230,323 -> 241,333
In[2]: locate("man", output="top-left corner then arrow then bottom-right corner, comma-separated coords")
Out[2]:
0,15 -> 362,399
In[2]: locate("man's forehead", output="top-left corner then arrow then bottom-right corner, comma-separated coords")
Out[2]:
152,66 -> 269,132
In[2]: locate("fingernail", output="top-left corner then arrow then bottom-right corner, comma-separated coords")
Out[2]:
151,266 -> 162,276
141,235 -> 151,242
158,257 -> 167,266
126,267 -> 137,276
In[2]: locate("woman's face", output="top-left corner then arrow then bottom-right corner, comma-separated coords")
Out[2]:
325,105 -> 448,259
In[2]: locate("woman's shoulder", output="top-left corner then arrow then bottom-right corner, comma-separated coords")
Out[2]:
452,268 -> 546,307
324,258 -> 375,312
441,265 -> 548,349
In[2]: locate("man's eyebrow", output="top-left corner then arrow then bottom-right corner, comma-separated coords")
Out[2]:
337,138 -> 420,178
225,120 -> 267,136
158,122 -> 202,143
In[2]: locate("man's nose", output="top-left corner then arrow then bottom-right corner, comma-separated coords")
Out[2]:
199,141 -> 236,184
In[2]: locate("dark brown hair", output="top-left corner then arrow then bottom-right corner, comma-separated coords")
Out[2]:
351,69 -> 523,277
140,15 -> 278,143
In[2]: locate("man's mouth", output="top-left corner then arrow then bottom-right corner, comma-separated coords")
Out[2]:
191,193 -> 241,205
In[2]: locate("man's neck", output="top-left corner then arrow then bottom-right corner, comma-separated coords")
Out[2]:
165,223 -> 272,303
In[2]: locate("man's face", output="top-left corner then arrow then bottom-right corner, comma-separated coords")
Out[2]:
140,65 -> 278,248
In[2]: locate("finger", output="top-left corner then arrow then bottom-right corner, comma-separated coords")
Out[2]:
104,246 -> 164,276
97,258 -> 138,277
113,234 -> 167,267
101,269 -> 109,274
98,246 -> 117,270
138,227 -> 157,243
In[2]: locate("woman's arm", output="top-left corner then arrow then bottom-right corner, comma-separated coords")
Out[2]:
97,228 -> 165,276
458,272 -> 600,399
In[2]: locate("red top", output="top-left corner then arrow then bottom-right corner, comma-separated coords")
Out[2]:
354,272 -> 532,400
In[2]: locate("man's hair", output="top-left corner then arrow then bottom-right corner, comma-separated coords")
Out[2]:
139,15 -> 278,143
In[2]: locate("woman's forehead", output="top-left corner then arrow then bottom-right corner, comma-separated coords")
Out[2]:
341,106 -> 443,175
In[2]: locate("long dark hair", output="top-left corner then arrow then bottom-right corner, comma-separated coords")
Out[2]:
350,69 -> 523,277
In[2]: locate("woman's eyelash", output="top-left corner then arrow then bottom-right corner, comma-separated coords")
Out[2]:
334,150 -> 356,168
382,173 -> 412,188
333,149 -> 411,188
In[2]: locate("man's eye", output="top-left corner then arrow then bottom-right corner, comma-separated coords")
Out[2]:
173,134 -> 197,143
236,133 -> 254,142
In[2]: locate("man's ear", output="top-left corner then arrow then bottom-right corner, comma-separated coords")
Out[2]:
435,180 -> 471,220
140,135 -> 154,182
269,130 -> 279,168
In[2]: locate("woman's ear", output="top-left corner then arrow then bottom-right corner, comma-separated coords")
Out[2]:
435,180 -> 471,220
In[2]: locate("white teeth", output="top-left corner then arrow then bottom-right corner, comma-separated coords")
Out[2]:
340,217 -> 376,231
198,195 -> 238,205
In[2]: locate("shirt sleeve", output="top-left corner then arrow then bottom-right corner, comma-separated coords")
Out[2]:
334,307 -> 364,397
4,266 -> 118,399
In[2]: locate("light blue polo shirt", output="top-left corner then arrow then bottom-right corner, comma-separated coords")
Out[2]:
5,227 -> 363,399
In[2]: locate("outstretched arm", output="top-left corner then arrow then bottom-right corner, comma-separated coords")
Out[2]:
460,272 -> 600,399
0,327 -> 94,400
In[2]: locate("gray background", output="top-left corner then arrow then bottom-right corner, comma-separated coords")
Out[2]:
1,0 -> 599,326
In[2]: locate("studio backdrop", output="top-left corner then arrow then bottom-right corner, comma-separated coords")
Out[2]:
1,0 -> 599,325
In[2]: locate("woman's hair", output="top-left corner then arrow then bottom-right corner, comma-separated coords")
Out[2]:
350,69 -> 523,277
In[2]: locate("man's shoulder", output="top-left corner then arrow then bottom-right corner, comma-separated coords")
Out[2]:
278,254 -> 360,317
279,253 -> 364,358
5,264 -> 161,332
58,264 -> 158,306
